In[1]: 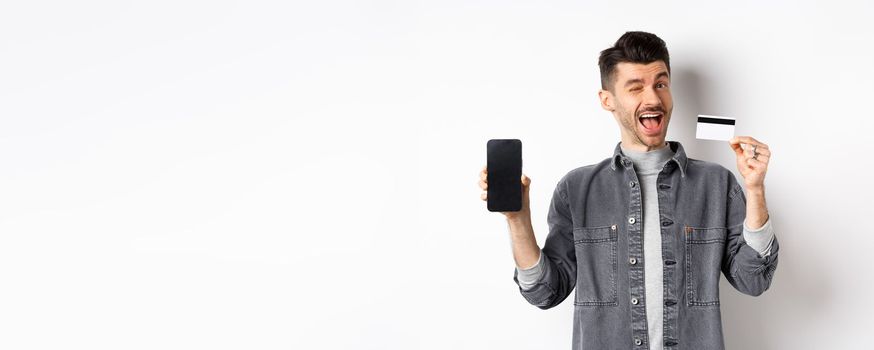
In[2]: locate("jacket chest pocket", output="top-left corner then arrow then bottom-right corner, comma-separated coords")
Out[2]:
572,224 -> 618,306
684,225 -> 726,306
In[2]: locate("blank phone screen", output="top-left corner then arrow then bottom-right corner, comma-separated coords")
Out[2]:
487,139 -> 522,212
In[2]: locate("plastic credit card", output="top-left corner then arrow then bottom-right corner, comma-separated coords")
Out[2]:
696,115 -> 735,141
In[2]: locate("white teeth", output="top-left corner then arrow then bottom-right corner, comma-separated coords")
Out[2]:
640,114 -> 660,118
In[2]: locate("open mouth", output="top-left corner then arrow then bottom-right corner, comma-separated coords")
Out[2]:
638,112 -> 663,134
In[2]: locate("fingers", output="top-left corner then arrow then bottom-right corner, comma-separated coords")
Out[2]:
479,165 -> 488,190
479,163 -> 487,201
730,136 -> 769,149
729,137 -> 770,177
745,156 -> 769,169
750,154 -> 770,164
744,146 -> 771,159
730,136 -> 772,164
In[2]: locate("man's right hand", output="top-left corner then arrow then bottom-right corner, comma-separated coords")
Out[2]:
478,165 -> 532,222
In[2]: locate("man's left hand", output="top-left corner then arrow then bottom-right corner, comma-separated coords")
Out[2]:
729,136 -> 770,190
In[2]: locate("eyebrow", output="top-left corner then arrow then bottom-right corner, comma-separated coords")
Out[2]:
623,71 -> 670,88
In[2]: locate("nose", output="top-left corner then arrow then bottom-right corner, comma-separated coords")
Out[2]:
642,85 -> 661,107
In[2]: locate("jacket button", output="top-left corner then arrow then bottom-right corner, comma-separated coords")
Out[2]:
631,297 -> 639,305
664,260 -> 676,266
665,340 -> 678,346
665,300 -> 676,306
634,339 -> 642,346
629,257 -> 637,265
659,184 -> 670,189
629,181 -> 636,187
628,217 -> 636,224
611,224 -> 617,230
661,220 -> 673,226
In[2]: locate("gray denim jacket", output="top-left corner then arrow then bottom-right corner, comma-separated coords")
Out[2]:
513,140 -> 780,350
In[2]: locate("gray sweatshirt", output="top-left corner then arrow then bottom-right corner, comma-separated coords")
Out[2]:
516,142 -> 775,350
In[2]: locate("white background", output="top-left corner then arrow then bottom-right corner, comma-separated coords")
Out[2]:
2,1 -> 873,349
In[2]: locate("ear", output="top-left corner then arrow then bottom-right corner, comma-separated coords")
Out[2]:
598,89 -> 615,112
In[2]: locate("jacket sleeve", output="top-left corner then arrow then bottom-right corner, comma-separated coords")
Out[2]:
721,177 -> 780,296
512,178 -> 576,309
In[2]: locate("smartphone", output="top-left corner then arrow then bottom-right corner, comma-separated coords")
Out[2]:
487,139 -> 522,212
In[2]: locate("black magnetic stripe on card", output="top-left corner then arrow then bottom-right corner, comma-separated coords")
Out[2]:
697,117 -> 735,125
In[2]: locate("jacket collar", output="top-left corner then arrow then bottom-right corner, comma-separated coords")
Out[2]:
610,140 -> 688,178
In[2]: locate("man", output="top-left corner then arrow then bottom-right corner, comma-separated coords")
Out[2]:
477,31 -> 778,350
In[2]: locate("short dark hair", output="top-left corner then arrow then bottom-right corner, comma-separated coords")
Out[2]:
598,31 -> 671,91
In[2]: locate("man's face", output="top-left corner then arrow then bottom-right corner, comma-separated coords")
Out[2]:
599,61 -> 673,151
